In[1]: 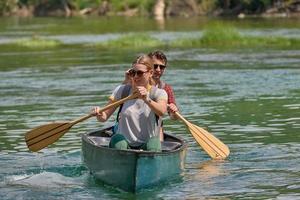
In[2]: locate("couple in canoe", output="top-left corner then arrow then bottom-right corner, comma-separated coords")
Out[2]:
91,51 -> 178,152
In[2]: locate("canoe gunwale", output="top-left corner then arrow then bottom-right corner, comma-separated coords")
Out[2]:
81,126 -> 188,156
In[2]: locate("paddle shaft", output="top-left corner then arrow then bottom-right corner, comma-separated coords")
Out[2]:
25,93 -> 138,152
70,93 -> 138,126
174,112 -> 190,126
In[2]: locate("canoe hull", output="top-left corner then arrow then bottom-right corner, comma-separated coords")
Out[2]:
81,127 -> 187,192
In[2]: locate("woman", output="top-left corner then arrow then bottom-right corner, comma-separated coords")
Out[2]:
123,51 -> 179,141
91,55 -> 168,151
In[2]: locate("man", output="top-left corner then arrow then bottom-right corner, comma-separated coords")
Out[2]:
148,50 -> 179,141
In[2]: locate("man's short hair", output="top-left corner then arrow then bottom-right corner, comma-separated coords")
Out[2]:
148,50 -> 167,65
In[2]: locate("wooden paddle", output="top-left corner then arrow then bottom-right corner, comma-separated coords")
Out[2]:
25,93 -> 138,152
175,112 -> 230,159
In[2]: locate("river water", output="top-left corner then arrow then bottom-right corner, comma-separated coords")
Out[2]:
0,17 -> 300,199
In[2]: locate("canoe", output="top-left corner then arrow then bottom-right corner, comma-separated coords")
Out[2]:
81,126 -> 188,192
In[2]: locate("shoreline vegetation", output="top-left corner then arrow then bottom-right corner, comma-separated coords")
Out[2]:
1,0 -> 300,18
5,25 -> 300,50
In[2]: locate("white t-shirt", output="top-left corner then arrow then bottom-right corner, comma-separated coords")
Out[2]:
110,84 -> 168,146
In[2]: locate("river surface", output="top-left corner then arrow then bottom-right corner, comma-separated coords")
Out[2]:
0,17 -> 300,199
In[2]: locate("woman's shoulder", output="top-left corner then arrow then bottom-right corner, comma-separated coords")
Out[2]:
152,85 -> 164,92
111,84 -> 132,99
114,84 -> 131,91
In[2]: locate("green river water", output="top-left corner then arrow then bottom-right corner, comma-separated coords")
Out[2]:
0,16 -> 300,199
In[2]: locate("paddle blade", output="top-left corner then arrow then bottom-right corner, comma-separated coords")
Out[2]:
25,122 -> 72,152
188,122 -> 230,159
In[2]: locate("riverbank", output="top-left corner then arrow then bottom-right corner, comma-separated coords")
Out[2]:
1,0 -> 300,18
2,24 -> 300,51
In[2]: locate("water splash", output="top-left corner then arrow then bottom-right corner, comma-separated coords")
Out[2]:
4,172 -> 83,189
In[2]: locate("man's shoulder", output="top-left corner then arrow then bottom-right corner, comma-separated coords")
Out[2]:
159,80 -> 173,90
161,81 -> 176,103
164,82 -> 173,89
162,82 -> 174,93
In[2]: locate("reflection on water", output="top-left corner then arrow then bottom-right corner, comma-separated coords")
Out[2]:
0,17 -> 300,199
186,160 -> 229,192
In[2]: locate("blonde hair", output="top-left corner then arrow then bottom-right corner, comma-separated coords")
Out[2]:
132,54 -> 155,85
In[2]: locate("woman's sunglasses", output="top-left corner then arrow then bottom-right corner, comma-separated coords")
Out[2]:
154,64 -> 166,70
128,69 -> 149,77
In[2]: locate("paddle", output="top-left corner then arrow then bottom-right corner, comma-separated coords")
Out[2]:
25,93 -> 138,152
174,112 -> 230,159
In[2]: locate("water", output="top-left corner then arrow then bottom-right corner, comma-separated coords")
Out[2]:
0,17 -> 300,199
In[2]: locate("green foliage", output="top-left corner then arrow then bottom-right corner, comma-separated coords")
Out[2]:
201,24 -> 243,45
199,0 -> 218,13
2,21 -> 300,50
72,0 -> 101,10
1,0 -> 299,16
19,0 -> 60,7
19,0 -> 39,5
91,25 -> 300,50
0,1 -> 4,15
109,0 -> 154,13
0,0 -> 18,15
246,0 -> 273,12
216,0 -> 274,13
13,37 -> 62,48
170,24 -> 242,48
170,23 -> 300,49
96,33 -> 162,49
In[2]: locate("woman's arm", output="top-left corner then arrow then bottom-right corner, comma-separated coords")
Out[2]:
91,99 -> 118,122
135,86 -> 167,116
145,98 -> 167,116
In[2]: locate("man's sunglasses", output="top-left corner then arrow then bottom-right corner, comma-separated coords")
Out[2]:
154,64 -> 166,70
128,69 -> 149,77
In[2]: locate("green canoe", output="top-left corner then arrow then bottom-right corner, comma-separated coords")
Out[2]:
81,126 -> 188,192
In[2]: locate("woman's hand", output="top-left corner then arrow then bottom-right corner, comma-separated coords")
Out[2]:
135,86 -> 148,101
91,106 -> 107,122
122,69 -> 132,85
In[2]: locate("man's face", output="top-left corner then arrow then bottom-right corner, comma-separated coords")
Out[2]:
152,57 -> 166,80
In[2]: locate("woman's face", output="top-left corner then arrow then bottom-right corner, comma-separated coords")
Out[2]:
130,64 -> 152,86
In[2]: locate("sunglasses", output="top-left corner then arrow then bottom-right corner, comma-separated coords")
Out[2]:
154,64 -> 166,70
128,69 -> 149,77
